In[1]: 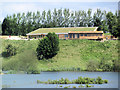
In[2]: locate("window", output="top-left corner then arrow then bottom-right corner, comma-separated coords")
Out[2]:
73,34 -> 75,38
88,34 -> 91,36
81,34 -> 83,36
100,34 -> 102,36
65,34 -> 68,38
85,34 -> 87,36
70,34 -> 72,38
96,34 -> 98,36
77,34 -> 79,38
57,34 -> 59,37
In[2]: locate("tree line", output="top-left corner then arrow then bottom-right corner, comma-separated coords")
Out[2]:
2,8 -> 120,37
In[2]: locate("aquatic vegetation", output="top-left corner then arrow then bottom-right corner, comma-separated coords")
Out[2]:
37,76 -> 108,84
2,85 -> 11,88
86,84 -> 92,87
104,79 -> 108,83
59,85 -> 63,87
78,85 -> 84,88
72,86 -> 76,88
64,86 -> 69,88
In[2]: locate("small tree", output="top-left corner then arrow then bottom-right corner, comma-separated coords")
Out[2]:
2,44 -> 17,57
36,32 -> 59,60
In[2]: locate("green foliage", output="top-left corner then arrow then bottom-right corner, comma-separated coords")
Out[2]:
2,49 -> 40,74
37,76 -> 108,85
72,86 -> 76,88
104,79 -> 108,83
1,39 -> 119,72
2,44 -> 17,57
59,85 -> 63,87
86,84 -> 92,87
64,86 -> 68,88
87,60 -> 98,71
36,32 -> 59,60
2,8 -> 119,37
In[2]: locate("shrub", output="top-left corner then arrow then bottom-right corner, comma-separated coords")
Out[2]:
59,85 -> 63,87
37,76 -> 108,85
104,79 -> 108,83
87,60 -> 98,71
72,86 -> 76,88
86,84 -> 91,87
2,44 -> 17,57
64,86 -> 68,88
36,32 -> 59,60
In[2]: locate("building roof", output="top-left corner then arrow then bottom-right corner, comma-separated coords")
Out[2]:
69,31 -> 103,33
26,27 -> 97,35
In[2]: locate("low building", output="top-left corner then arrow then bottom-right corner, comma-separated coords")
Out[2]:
26,27 -> 104,40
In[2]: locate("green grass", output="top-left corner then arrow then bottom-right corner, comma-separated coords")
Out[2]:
1,39 -> 118,72
104,33 -> 112,35
29,27 -> 96,34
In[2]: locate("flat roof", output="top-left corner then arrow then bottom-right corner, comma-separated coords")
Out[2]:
27,27 -> 97,35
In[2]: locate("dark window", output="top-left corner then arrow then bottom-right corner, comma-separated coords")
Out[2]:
85,34 -> 87,36
65,34 -> 68,38
77,34 -> 79,38
81,34 -> 83,36
96,34 -> 98,36
100,34 -> 102,36
70,34 -> 72,38
73,34 -> 75,38
88,34 -> 91,36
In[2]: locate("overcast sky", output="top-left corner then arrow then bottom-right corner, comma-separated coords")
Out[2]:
0,0 -> 119,22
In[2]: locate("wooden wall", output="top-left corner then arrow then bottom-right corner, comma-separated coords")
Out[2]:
68,33 -> 104,40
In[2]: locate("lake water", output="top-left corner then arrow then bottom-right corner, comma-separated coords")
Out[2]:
1,72 -> 118,88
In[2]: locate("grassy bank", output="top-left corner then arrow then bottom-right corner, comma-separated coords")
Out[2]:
0,39 -> 119,72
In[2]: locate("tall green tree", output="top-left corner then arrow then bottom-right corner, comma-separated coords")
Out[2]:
35,11 -> 41,29
57,9 -> 64,27
47,10 -> 52,27
26,12 -> 33,33
52,8 -> 57,27
93,9 -> 103,26
74,10 -> 81,27
69,11 -> 75,27
36,32 -> 59,60
63,8 -> 70,27
41,10 -> 47,28
87,9 -> 93,27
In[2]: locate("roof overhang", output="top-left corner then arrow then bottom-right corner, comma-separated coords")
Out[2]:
26,33 -> 68,35
69,31 -> 103,34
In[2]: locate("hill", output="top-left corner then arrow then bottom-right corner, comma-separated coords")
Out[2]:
1,39 -> 119,73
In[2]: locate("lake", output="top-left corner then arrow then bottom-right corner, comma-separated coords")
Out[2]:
1,72 -> 118,88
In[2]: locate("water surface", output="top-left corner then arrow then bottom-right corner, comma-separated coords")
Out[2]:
2,72 -> 118,88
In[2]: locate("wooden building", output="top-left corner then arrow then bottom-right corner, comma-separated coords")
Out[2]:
26,27 -> 104,40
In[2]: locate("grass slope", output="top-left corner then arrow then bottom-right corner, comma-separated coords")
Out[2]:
29,27 -> 96,34
1,39 -> 118,72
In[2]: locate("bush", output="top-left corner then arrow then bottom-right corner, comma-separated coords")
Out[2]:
36,32 -> 59,60
64,86 -> 68,88
104,79 -> 108,83
72,86 -> 76,88
87,60 -> 98,71
2,44 -> 17,57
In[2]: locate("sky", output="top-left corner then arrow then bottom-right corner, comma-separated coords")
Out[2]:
0,0 -> 119,22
